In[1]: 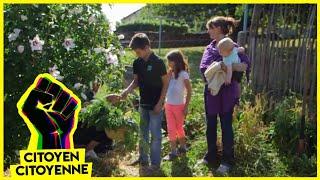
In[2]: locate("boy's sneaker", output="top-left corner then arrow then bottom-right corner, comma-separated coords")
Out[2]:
163,152 -> 178,161
143,165 -> 161,176
215,163 -> 231,175
129,158 -> 148,167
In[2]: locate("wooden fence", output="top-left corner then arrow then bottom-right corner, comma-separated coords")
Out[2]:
239,4 -> 316,119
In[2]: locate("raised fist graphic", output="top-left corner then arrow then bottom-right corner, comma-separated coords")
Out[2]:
17,73 -> 81,149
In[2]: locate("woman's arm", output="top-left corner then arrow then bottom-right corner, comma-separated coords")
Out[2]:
221,62 -> 248,72
199,45 -> 215,82
220,53 -> 251,83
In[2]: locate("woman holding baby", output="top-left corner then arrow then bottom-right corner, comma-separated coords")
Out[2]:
199,16 -> 251,174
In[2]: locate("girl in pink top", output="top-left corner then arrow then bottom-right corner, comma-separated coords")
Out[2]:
164,50 -> 192,161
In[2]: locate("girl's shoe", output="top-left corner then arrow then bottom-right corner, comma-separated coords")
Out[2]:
178,147 -> 187,155
163,152 -> 178,161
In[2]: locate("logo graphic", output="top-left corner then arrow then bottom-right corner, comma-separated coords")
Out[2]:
17,73 -> 81,150
11,73 -> 91,177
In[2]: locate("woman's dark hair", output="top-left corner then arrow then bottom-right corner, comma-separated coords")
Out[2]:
129,33 -> 151,49
206,16 -> 240,36
166,50 -> 189,79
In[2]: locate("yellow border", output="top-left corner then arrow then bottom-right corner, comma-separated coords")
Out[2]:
1,2 -> 319,180
0,2 -> 3,179
317,3 -> 319,179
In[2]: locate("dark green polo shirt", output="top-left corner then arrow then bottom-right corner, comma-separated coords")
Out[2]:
133,52 -> 167,110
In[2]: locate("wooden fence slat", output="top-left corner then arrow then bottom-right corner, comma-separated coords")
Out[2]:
245,4 -> 316,119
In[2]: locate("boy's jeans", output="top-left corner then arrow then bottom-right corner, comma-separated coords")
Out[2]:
139,106 -> 163,166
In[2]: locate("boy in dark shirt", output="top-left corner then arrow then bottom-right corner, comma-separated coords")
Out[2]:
107,33 -> 169,171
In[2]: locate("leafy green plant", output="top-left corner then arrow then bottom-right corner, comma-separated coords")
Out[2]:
79,99 -> 135,131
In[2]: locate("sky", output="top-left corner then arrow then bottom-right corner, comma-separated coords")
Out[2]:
101,4 -> 146,30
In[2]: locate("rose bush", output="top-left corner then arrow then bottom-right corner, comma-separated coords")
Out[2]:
4,4 -> 129,167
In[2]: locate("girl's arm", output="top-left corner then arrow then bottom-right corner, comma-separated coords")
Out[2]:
184,78 -> 192,116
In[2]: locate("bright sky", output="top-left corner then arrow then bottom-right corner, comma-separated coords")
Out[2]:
102,4 -> 146,30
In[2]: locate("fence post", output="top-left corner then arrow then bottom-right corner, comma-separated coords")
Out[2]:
237,31 -> 248,47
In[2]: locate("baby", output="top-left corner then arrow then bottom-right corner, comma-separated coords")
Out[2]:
217,37 -> 244,85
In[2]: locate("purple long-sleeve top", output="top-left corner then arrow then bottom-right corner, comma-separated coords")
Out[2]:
200,40 -> 251,115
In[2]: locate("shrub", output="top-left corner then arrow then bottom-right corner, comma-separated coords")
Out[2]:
116,21 -> 189,34
4,4 -> 125,167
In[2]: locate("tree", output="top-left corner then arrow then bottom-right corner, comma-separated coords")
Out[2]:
135,4 -> 242,32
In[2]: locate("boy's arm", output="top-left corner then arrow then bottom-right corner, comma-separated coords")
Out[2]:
154,74 -> 169,114
106,74 -> 138,104
121,74 -> 138,99
153,59 -> 169,114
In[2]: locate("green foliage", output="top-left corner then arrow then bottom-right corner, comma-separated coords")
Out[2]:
80,99 -> 126,130
233,93 -> 288,176
117,20 -> 189,34
268,93 -> 317,176
79,97 -> 139,150
124,4 -> 242,32
4,4 -> 124,167
232,90 -> 316,176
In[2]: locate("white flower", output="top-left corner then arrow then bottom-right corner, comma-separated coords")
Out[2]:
8,28 -> 22,42
80,92 -> 87,100
8,33 -> 18,42
118,34 -> 125,40
105,52 -> 118,65
49,64 -> 64,81
21,15 -> 28,21
74,7 -> 83,14
109,22 -> 116,33
119,49 -> 126,56
88,15 -> 96,24
106,44 -> 116,53
13,28 -> 21,34
69,7 -> 83,15
17,45 -> 24,53
61,14 -> 65,20
62,38 -> 76,51
74,83 -> 83,90
29,35 -> 44,52
93,47 -> 104,54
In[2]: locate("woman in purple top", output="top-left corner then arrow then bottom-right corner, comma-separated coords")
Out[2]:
199,16 -> 250,174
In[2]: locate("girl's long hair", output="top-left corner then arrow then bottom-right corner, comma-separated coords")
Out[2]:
166,50 -> 189,79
